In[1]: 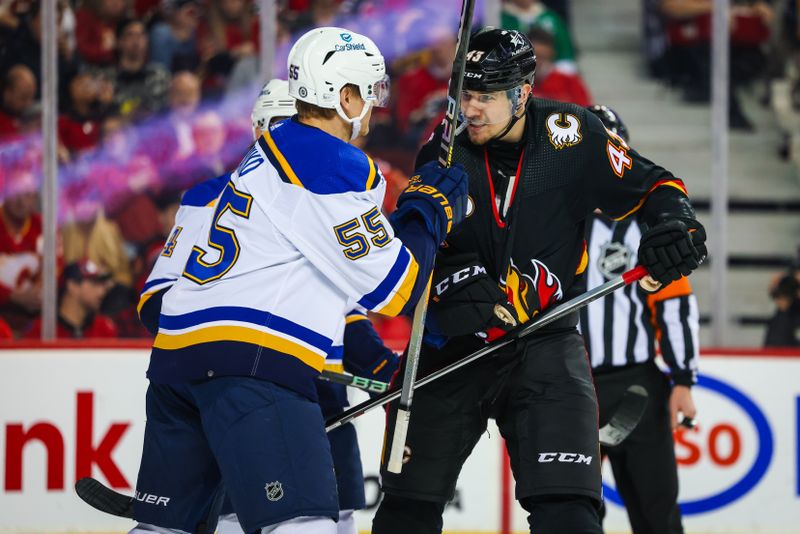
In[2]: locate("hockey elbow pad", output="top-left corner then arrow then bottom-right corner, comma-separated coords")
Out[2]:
390,162 -> 469,244
638,218 -> 706,285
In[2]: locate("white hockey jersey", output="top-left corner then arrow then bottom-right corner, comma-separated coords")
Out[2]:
148,118 -> 422,399
137,173 -> 230,330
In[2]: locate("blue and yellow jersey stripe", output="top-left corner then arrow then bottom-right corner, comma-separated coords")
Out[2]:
345,311 -> 369,325
365,156 -> 378,191
357,246 -> 419,317
259,127 -> 304,188
137,277 -> 177,317
153,306 -> 332,372
181,173 -> 230,207
259,118 -> 381,194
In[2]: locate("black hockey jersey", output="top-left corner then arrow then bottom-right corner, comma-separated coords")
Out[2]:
418,98 -> 694,352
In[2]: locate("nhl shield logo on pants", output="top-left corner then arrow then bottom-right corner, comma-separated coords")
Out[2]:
265,481 -> 284,501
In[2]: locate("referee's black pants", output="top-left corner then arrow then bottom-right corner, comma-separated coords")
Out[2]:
594,361 -> 683,534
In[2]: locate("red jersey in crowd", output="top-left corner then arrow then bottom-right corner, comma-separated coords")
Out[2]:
25,314 -> 119,339
74,8 -> 118,66
533,69 -> 593,107
0,208 -> 42,305
394,65 -> 449,133
197,19 -> 260,54
0,110 -> 23,142
58,114 -> 101,153
0,208 -> 42,336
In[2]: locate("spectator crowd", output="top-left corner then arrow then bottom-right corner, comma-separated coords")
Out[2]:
0,0 -> 796,346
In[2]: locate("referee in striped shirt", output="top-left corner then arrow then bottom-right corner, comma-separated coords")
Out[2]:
580,105 -> 699,534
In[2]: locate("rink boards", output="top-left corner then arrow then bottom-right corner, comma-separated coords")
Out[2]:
0,345 -> 798,533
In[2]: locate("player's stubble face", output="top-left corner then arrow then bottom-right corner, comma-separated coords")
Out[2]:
461,90 -> 514,146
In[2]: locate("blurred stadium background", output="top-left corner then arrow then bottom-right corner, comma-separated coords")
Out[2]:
0,0 -> 798,532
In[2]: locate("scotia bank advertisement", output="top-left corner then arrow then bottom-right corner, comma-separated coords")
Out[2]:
0,348 -> 799,533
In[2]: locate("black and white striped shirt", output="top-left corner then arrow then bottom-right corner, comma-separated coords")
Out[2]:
579,214 -> 699,385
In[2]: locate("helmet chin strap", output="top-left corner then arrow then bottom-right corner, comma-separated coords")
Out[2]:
335,100 -> 373,141
490,112 -> 523,143
488,88 -> 527,143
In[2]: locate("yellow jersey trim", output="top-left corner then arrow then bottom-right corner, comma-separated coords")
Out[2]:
575,249 -> 589,276
376,250 -> 420,317
153,326 -> 324,371
345,314 -> 369,325
262,129 -> 304,188
365,156 -> 378,191
136,291 -> 157,317
324,362 -> 345,373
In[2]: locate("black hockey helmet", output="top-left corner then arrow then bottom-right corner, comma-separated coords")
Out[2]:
587,104 -> 630,142
463,27 -> 537,92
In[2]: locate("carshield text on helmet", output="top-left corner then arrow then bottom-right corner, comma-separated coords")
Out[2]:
287,27 -> 389,140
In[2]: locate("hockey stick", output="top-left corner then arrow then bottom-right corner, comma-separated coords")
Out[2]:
386,0 -> 476,475
75,477 -> 133,519
318,369 -> 389,393
598,385 -> 648,447
328,265 -> 651,433
75,383 -> 649,521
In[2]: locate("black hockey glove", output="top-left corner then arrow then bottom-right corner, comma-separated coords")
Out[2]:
427,255 -> 519,337
638,218 -> 707,285
390,162 -> 468,244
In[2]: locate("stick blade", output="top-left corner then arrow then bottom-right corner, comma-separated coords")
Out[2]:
75,477 -> 134,518
599,385 -> 648,447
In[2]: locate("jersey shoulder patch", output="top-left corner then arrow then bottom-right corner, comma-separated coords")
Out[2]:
258,117 -> 380,195
181,173 -> 230,207
532,98 -> 587,151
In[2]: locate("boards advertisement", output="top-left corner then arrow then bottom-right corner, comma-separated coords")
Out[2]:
0,348 -> 798,533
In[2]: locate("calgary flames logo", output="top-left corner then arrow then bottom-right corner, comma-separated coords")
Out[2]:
546,112 -> 582,150
501,259 -> 563,323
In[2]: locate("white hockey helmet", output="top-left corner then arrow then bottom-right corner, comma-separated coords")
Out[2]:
287,26 -> 389,140
251,79 -> 296,137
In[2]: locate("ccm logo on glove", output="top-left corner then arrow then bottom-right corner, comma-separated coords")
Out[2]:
537,452 -> 593,465
433,264 -> 487,298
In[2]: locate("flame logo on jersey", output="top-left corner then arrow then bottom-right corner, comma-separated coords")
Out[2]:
546,113 -> 582,150
501,259 -> 564,323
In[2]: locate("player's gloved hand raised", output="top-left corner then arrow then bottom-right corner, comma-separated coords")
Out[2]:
390,162 -> 469,244
638,218 -> 707,285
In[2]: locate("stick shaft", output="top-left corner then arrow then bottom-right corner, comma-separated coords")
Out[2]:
326,266 -> 648,432
387,0 -> 476,475
437,0 -> 476,168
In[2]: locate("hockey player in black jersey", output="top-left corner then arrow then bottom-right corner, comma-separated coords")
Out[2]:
372,28 -> 707,534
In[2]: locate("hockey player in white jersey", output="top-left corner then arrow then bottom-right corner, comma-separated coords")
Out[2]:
128,27 -> 467,534
137,79 -> 398,534
214,79 -> 396,534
